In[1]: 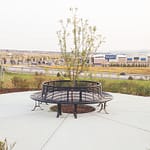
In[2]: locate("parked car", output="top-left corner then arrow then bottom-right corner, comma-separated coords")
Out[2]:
120,72 -> 126,75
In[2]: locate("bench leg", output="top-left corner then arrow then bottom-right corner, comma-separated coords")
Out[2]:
103,102 -> 109,114
97,103 -> 103,112
32,101 -> 44,111
73,104 -> 77,119
97,103 -> 101,107
57,104 -> 62,118
97,102 -> 109,114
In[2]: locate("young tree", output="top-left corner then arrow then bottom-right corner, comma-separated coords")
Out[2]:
57,8 -> 104,85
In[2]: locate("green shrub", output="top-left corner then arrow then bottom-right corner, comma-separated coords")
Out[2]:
34,76 -> 47,89
0,80 -> 4,89
128,76 -> 134,80
120,72 -> 126,75
144,86 -> 150,96
0,141 -> 5,150
106,83 -> 120,93
80,78 -> 150,96
11,76 -> 29,88
136,85 -> 150,96
98,79 -> 106,85
57,72 -> 61,77
0,138 -> 15,150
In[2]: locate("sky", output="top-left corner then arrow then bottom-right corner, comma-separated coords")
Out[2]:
0,0 -> 150,53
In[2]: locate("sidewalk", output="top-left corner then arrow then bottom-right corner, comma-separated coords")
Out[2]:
0,91 -> 150,150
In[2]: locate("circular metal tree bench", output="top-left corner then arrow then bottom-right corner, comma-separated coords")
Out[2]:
30,80 -> 113,118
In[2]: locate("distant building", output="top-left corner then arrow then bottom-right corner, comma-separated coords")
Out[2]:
91,53 -> 150,67
126,54 -> 148,66
1,49 -> 150,67
117,55 -> 126,64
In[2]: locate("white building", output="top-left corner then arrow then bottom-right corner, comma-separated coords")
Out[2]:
91,53 -> 150,66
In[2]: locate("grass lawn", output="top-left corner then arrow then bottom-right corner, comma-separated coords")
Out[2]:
0,71 -> 150,96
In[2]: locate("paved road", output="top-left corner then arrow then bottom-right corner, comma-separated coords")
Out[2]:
6,66 -> 150,80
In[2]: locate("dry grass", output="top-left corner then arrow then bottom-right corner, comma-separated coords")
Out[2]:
89,67 -> 150,75
39,65 -> 150,75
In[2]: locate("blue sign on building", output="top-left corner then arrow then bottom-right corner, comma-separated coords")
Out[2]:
127,58 -> 132,61
141,58 -> 146,61
105,55 -> 116,59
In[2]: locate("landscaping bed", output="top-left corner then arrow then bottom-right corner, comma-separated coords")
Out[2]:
50,104 -> 95,114
0,88 -> 39,94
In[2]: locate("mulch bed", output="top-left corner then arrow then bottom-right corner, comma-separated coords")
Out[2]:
0,88 -> 39,94
50,104 -> 95,114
